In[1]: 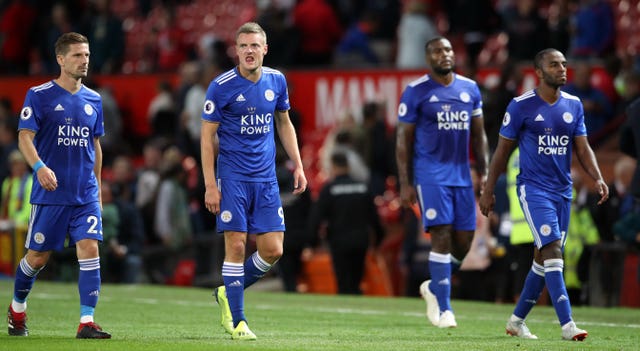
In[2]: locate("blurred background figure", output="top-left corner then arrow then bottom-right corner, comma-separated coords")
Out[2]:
308,152 -> 384,294
395,0 -> 438,69
0,150 -> 32,232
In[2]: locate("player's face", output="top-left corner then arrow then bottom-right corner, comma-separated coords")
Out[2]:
426,39 -> 455,75
236,32 -> 268,73
57,43 -> 90,79
537,51 -> 567,89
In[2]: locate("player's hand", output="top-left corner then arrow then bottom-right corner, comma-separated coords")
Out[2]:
204,186 -> 221,214
478,190 -> 495,217
37,166 -> 58,191
595,179 -> 609,205
292,167 -> 307,194
399,183 -> 417,208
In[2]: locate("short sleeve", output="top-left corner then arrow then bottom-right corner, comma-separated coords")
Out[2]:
499,99 -> 521,140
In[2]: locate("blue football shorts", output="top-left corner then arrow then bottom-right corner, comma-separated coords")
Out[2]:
25,202 -> 104,251
517,183 -> 570,250
415,183 -> 476,232
217,178 -> 285,234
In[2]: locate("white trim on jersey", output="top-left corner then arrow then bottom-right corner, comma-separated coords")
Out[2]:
82,85 -> 101,97
518,184 -> 542,248
215,70 -> 237,85
514,89 -> 536,102
408,74 -> 430,87
560,90 -> 581,101
32,82 -> 53,92
455,74 -> 477,84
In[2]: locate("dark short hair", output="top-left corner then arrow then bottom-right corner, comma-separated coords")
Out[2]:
331,152 -> 349,169
55,32 -> 89,56
424,36 -> 447,52
533,48 -> 561,69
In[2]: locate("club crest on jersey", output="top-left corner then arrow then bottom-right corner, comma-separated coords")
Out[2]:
203,100 -> 215,114
562,112 -> 573,123
220,210 -> 232,223
34,232 -> 45,244
459,92 -> 470,102
539,224 -> 551,236
425,208 -> 437,220
84,104 -> 93,115
264,89 -> 275,101
20,106 -> 32,120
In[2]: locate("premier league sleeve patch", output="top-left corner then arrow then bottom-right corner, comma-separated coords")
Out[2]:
203,100 -> 215,114
20,106 -> 33,120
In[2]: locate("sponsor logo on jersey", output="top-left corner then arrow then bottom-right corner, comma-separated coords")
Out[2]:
537,135 -> 569,155
240,111 -> 272,135
429,95 -> 439,102
57,125 -> 91,147
54,104 -> 65,111
437,104 -> 469,130
534,114 -> 544,122
398,102 -> 407,117
236,94 -> 246,102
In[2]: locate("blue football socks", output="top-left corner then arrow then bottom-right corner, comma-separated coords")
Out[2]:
222,261 -> 246,327
429,252 -> 452,312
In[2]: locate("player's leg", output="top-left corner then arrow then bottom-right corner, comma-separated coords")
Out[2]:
71,203 -> 110,339
9,204 -> 64,336
222,231 -> 248,328
9,250 -> 50,336
245,231 -> 283,288
244,180 -> 285,289
541,198 -> 587,341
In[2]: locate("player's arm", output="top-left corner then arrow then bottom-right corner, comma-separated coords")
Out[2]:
395,121 -> 416,207
94,137 -> 103,208
471,115 -> 490,180
274,109 -> 307,194
201,120 -> 221,214
479,135 -> 516,217
18,129 -> 57,191
574,135 -> 609,204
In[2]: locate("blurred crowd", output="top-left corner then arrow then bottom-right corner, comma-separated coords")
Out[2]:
0,0 -> 639,306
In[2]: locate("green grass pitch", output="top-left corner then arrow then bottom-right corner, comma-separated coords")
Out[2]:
0,280 -> 638,351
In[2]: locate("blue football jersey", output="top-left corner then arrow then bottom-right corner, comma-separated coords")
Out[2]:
500,89 -> 587,198
398,73 -> 483,186
202,66 -> 290,181
18,81 -> 104,205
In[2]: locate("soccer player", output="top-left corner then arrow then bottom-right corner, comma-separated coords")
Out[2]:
479,48 -> 609,341
200,22 -> 307,340
396,36 -> 489,328
7,32 -> 111,339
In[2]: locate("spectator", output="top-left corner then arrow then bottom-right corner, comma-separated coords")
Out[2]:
0,0 -> 37,75
276,146 -> 313,292
37,2 -> 78,75
308,152 -> 384,294
620,97 -> 640,200
82,0 -> 125,74
443,0 -> 500,69
135,137 -> 167,245
547,0 -> 572,55
292,0 -> 343,67
0,150 -> 32,231
564,168 -> 600,305
0,112 -> 19,185
563,61 -> 614,142
153,4 -> 189,72
103,180 -> 145,284
395,0 -> 438,69
569,0 -> 615,59
147,79 -> 178,139
501,0 -> 548,61
361,101 -> 391,196
334,11 -> 380,68
150,146 -> 192,283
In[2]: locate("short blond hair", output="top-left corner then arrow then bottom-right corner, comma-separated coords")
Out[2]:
236,22 -> 267,44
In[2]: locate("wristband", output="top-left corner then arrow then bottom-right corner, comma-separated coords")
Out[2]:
33,160 -> 45,172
